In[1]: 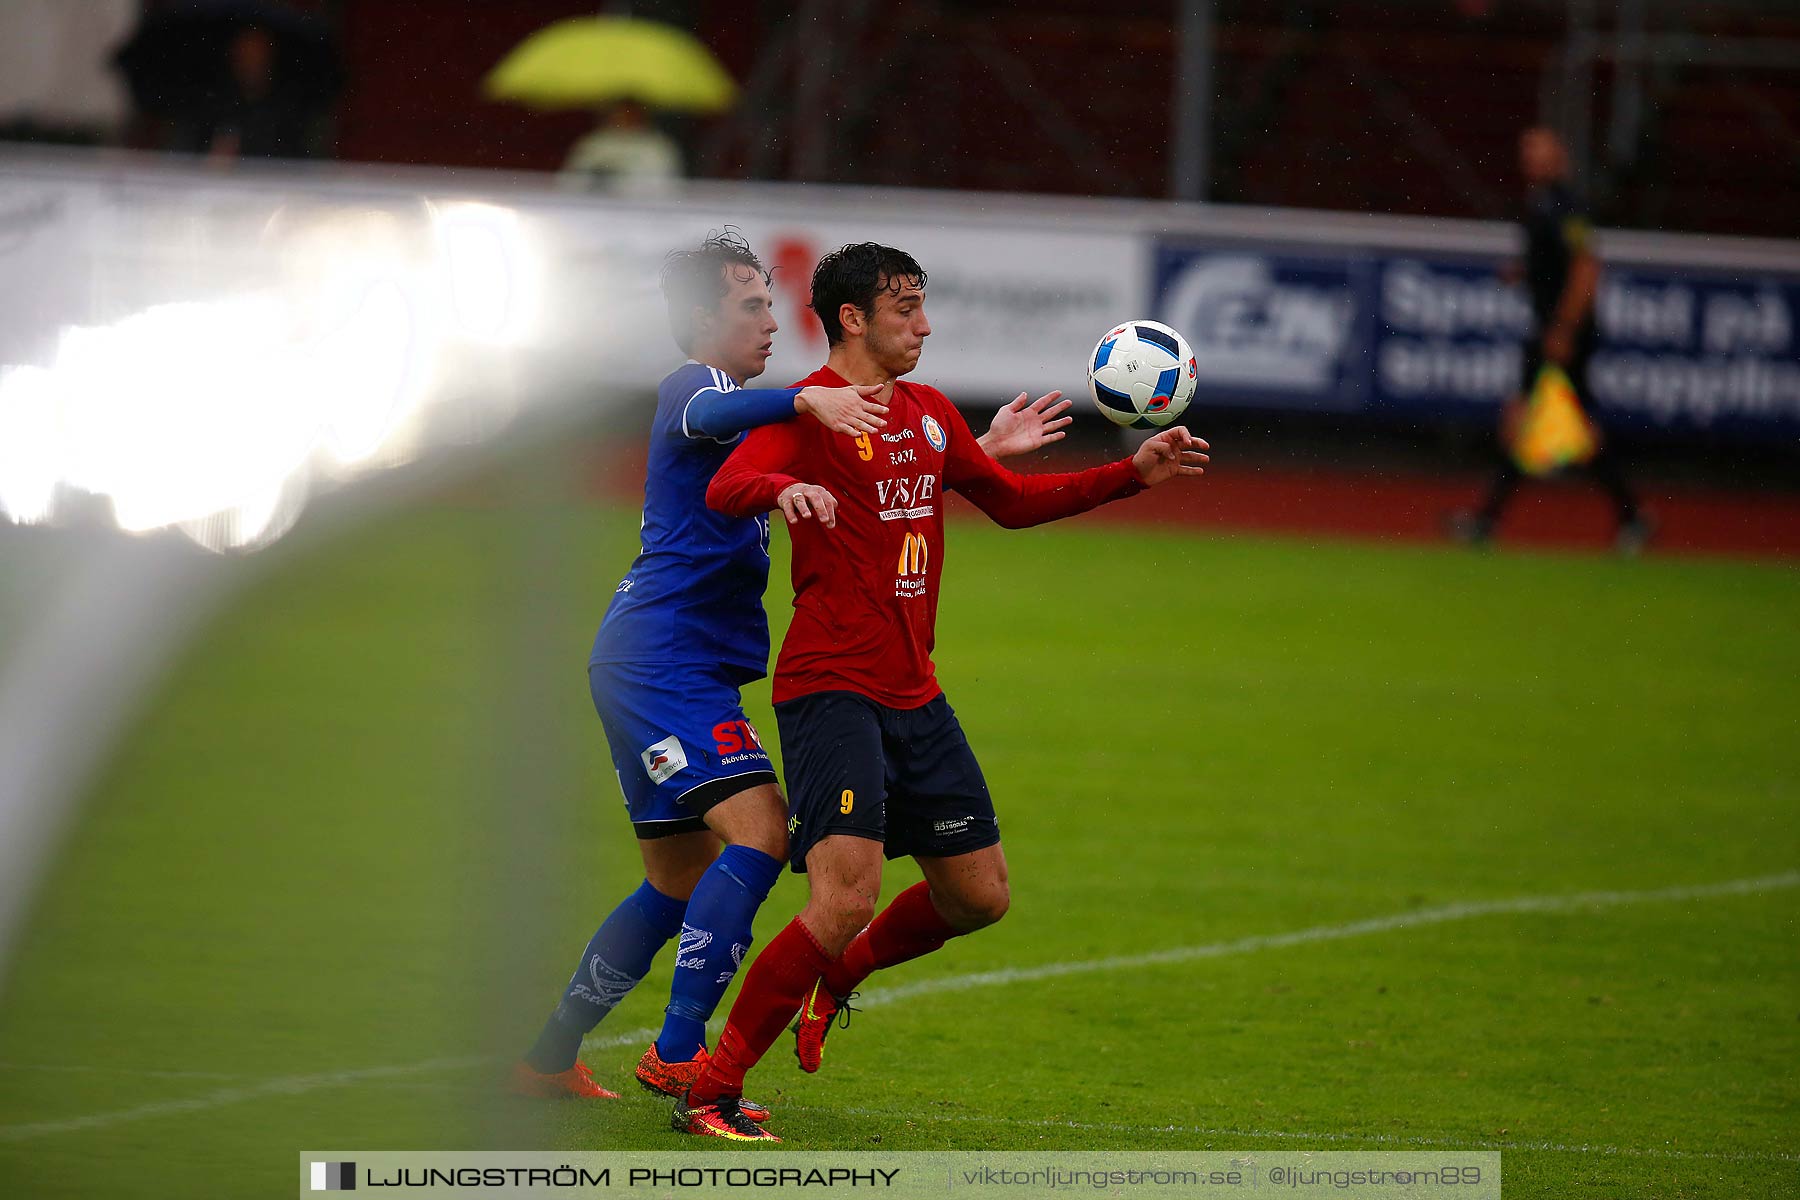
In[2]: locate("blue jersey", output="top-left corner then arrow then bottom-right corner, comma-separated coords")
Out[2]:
591,362 -> 798,681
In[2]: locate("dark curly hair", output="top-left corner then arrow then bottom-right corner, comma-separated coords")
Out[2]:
660,228 -> 770,354
809,243 -> 927,347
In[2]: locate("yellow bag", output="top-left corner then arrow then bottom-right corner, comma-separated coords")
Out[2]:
1509,364 -> 1598,476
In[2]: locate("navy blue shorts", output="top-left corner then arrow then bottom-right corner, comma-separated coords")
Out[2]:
773,690 -> 1000,873
590,660 -> 777,839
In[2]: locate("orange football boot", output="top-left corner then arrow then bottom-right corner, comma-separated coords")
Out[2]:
509,1060 -> 620,1100
635,1044 -> 770,1121
671,1093 -> 780,1141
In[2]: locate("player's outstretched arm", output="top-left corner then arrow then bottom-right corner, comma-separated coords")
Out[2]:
941,399 -> 1154,530
1131,427 -> 1210,486
797,384 -> 888,437
978,391 -> 1074,460
684,385 -> 804,440
687,383 -> 886,440
707,421 -> 815,519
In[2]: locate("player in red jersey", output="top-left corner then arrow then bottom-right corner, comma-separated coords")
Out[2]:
670,243 -> 1209,1140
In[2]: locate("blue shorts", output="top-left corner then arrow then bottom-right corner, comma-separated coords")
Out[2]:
589,660 -> 777,839
774,690 -> 1000,873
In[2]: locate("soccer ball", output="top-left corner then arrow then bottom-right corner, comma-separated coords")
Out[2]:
1087,320 -> 1197,429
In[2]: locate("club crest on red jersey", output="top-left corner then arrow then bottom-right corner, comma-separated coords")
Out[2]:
921,414 -> 946,452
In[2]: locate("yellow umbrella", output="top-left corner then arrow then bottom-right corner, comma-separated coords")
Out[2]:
483,17 -> 737,113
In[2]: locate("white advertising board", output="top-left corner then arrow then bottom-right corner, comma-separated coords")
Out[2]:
531,201 -> 1143,402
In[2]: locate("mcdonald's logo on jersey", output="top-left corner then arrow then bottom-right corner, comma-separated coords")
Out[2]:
897,531 -> 930,576
895,532 -> 930,598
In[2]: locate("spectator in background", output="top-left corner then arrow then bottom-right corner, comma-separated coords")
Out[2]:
169,26 -> 312,161
1451,127 -> 1653,553
114,3 -> 341,161
558,101 -> 683,193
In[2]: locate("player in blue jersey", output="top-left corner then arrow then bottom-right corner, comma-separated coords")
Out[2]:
512,231 -> 1072,1116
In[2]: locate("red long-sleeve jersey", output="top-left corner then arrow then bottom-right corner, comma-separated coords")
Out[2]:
707,366 -> 1145,708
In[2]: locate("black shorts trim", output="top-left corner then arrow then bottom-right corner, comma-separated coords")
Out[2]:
631,770 -> 777,839
674,769 -> 779,817
632,815 -> 709,839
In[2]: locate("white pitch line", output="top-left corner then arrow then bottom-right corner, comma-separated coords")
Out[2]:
780,1104 -> 1800,1166
1,870 -> 1794,1146
581,1026 -> 663,1053
0,1062 -> 252,1081
0,1055 -> 492,1143
856,871 -> 1800,1008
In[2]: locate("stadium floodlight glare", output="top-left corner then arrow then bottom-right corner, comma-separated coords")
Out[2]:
0,199 -> 545,553
315,278 -> 426,467
0,288 -> 416,552
432,201 -> 542,347
0,366 -> 61,526
54,299 -> 319,538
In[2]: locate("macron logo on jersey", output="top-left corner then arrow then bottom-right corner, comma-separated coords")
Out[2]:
641,736 -> 688,785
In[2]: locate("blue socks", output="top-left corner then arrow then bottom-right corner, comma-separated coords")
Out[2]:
525,880 -> 687,1073
523,848 -> 783,1073
655,845 -> 783,1063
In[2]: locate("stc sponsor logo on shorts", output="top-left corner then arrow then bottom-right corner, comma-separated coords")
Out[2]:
713,719 -> 768,766
921,414 -> 947,452
896,532 -> 930,598
875,473 -> 936,521
713,719 -> 763,753
640,736 -> 688,784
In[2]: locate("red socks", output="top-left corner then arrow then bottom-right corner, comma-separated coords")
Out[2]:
690,885 -> 964,1103
690,917 -> 831,1103
823,881 -> 960,997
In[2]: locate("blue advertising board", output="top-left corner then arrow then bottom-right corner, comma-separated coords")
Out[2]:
1154,241 -> 1800,440
1152,244 -> 1370,412
1371,256 -> 1533,416
1586,265 -> 1800,437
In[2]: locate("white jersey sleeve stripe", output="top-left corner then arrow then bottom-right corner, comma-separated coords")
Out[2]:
679,387 -> 726,440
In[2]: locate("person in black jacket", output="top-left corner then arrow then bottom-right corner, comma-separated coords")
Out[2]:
1451,127 -> 1653,553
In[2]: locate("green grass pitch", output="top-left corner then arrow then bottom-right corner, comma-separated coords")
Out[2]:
1,468 -> 1795,1198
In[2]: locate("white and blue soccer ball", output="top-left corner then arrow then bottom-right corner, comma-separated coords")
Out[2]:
1087,320 -> 1197,429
